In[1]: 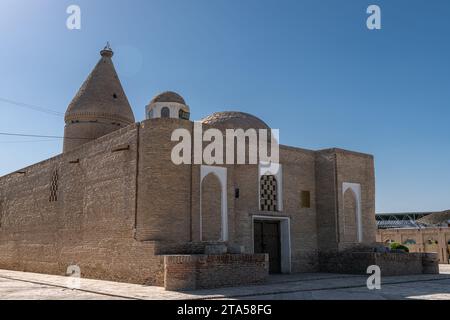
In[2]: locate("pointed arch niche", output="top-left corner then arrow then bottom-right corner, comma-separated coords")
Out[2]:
342,182 -> 362,243
200,166 -> 228,242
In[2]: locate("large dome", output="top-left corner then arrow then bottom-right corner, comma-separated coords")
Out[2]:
201,111 -> 270,131
150,91 -> 186,105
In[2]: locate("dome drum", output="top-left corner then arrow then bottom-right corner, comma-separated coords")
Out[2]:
146,91 -> 190,120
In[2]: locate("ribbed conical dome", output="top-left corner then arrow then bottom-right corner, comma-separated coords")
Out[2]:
63,46 -> 135,152
64,47 -> 135,124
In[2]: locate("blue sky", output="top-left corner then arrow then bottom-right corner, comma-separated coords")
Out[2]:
0,0 -> 449,213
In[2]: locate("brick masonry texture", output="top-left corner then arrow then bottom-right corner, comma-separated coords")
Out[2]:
377,228 -> 450,264
0,117 -> 392,288
0,124 -> 163,285
164,254 -> 268,291
201,173 -> 222,241
1,46 -> 437,289
319,252 -> 439,276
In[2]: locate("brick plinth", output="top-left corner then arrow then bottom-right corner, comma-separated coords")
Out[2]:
319,252 -> 439,276
164,254 -> 269,291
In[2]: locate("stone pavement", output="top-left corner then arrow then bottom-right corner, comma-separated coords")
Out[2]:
0,265 -> 450,300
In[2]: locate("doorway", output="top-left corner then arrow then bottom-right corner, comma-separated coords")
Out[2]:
254,220 -> 281,274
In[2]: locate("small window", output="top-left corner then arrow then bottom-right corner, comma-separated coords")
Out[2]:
161,107 -> 170,118
49,169 -> 59,202
113,93 -> 118,99
301,191 -> 311,208
179,109 -> 190,120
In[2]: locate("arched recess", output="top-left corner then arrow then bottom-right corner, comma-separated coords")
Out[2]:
201,173 -> 222,241
342,182 -> 362,243
343,188 -> 358,243
200,166 -> 228,241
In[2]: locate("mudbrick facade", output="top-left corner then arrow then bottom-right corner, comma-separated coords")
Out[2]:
378,228 -> 450,264
0,46 -> 434,291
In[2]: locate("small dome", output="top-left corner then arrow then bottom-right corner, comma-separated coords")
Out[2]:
150,91 -> 186,105
201,111 -> 270,131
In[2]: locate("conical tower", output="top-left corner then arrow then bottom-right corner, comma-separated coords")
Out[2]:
63,44 -> 135,152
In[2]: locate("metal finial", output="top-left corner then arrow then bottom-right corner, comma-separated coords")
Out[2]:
100,42 -> 114,58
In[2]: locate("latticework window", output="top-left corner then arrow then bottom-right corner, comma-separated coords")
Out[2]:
260,175 -> 278,211
49,170 -> 58,202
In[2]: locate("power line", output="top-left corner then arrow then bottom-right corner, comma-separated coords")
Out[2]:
0,97 -> 64,117
0,132 -> 90,140
0,139 -> 57,144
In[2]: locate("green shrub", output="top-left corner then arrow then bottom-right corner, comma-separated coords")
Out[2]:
390,242 -> 410,253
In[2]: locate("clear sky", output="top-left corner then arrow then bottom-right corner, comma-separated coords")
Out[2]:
0,0 -> 449,213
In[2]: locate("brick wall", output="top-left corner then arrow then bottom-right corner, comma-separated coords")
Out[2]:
315,149 -> 376,253
315,150 -> 339,252
336,149 -> 376,248
0,124 -> 164,285
164,254 -> 269,291
135,119 -> 192,243
0,117 -> 378,285
280,146 -> 319,272
319,251 -> 439,276
378,228 -> 450,264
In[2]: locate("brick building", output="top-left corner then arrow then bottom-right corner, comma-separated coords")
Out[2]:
377,210 -> 450,265
0,46 -> 379,290
377,228 -> 450,264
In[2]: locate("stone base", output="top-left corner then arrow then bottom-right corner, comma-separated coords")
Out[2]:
163,254 -> 269,291
204,243 -> 228,255
319,251 -> 440,276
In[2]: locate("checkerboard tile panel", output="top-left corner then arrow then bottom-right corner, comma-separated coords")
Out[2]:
260,175 -> 278,211
49,170 -> 58,202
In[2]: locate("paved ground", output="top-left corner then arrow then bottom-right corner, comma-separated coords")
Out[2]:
1,265 -> 450,300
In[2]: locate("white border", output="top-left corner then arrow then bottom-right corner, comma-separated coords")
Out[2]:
146,102 -> 189,119
251,215 -> 291,273
342,182 -> 362,243
200,165 -> 228,241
